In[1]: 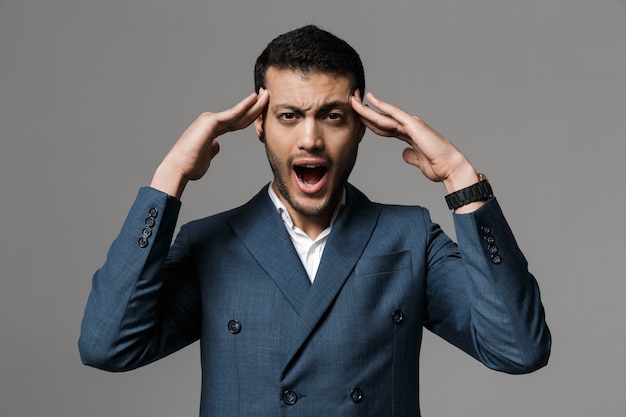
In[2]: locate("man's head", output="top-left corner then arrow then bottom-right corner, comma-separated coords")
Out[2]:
253,26 -> 367,236
254,25 -> 365,100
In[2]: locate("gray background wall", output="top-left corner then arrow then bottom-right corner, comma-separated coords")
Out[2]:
1,1 -> 625,416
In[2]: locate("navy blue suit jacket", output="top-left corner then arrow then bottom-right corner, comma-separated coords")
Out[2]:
79,184 -> 550,416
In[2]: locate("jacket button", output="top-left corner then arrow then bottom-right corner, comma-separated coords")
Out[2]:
480,225 -> 491,235
282,390 -> 298,405
484,235 -> 495,245
138,237 -> 149,248
487,244 -> 498,255
227,320 -> 241,334
145,217 -> 156,228
350,387 -> 364,403
490,254 -> 502,264
148,207 -> 159,218
141,227 -> 152,238
392,310 -> 404,324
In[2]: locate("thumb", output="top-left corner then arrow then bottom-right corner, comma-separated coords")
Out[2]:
401,147 -> 421,168
209,140 -> 221,159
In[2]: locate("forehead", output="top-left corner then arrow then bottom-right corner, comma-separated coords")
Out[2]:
265,68 -> 352,107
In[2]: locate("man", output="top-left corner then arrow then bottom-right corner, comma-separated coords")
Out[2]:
79,25 -> 550,416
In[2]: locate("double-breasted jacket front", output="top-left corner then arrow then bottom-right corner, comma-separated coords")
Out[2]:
79,184 -> 550,416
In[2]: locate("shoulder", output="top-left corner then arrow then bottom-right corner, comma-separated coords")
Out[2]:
182,184 -> 274,235
347,183 -> 430,220
345,184 -> 437,240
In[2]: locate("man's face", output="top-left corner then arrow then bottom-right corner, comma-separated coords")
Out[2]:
256,68 -> 364,229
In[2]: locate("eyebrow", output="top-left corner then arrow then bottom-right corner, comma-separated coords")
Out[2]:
271,100 -> 351,117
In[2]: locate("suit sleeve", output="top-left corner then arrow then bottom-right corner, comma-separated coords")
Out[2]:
78,187 -> 201,372
423,198 -> 551,374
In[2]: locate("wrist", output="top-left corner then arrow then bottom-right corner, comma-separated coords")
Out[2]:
445,172 -> 493,213
150,162 -> 188,199
442,161 -> 480,194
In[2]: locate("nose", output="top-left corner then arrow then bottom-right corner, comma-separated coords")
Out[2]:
298,118 -> 324,151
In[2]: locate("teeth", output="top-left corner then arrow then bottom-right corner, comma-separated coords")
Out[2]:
294,164 -> 326,184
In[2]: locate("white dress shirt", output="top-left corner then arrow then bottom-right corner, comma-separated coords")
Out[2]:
268,184 -> 345,283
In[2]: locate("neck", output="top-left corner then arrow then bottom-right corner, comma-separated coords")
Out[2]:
270,183 -> 344,240
288,207 -> 335,240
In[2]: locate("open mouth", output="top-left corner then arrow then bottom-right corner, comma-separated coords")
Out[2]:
294,165 -> 328,185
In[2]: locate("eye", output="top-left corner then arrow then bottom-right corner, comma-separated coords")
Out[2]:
325,112 -> 345,124
278,113 -> 298,123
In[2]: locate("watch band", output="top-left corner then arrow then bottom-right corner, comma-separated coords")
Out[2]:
445,173 -> 493,210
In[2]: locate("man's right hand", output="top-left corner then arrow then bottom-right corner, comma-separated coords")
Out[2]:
150,89 -> 269,199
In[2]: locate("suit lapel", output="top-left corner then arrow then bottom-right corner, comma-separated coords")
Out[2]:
281,185 -> 381,377
227,185 -> 311,316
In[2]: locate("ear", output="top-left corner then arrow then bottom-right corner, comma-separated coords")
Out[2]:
352,89 -> 366,143
255,114 -> 265,143
357,119 -> 366,143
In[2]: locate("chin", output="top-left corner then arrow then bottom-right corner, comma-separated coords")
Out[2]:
290,195 -> 332,217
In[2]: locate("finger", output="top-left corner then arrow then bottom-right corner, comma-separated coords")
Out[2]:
352,97 -> 401,134
351,94 -> 383,119
358,117 -> 397,138
355,93 -> 411,133
217,92 -> 261,123
241,88 -> 269,122
216,89 -> 269,132
367,92 -> 446,142
350,93 -> 367,114
365,92 -> 418,127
